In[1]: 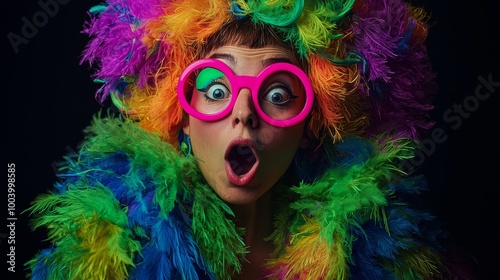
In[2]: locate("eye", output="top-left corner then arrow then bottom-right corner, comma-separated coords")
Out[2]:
194,67 -> 230,102
203,82 -> 230,101
263,84 -> 297,106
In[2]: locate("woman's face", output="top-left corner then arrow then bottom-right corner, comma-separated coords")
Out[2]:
183,45 -> 308,205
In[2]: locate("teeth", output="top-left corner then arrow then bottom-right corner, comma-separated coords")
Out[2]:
228,146 -> 256,175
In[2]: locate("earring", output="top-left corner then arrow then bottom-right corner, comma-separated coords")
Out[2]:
180,134 -> 192,157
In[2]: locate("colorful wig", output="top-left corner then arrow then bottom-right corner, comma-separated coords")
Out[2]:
81,0 -> 436,148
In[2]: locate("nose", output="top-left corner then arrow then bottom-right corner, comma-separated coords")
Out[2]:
232,88 -> 258,128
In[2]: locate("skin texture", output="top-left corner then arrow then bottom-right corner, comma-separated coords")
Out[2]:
183,45 -> 308,206
183,45 -> 310,279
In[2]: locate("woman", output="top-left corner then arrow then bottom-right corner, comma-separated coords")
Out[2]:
26,0 -> 464,279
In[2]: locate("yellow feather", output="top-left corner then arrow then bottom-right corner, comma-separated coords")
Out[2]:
266,221 -> 349,279
73,213 -> 138,279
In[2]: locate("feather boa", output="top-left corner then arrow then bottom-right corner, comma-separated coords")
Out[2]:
25,116 -> 454,279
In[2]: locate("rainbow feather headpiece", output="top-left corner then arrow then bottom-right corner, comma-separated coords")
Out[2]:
81,0 -> 435,146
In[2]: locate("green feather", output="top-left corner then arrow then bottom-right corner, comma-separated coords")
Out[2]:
26,184 -> 140,279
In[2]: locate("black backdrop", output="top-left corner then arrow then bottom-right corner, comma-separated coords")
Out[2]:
3,1 -> 499,279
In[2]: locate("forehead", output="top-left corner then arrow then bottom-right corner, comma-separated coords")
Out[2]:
205,45 -> 300,69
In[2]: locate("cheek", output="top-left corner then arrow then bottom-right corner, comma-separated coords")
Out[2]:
187,119 -> 223,157
257,124 -> 305,150
257,125 -> 305,183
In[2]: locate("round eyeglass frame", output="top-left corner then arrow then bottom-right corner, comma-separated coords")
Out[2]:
177,58 -> 314,127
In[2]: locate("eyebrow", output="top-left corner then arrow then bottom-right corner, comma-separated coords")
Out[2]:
208,53 -> 295,68
209,53 -> 236,64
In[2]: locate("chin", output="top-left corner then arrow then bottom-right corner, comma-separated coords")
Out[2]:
216,187 -> 263,206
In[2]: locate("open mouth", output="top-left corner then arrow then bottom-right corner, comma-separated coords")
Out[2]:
225,138 -> 259,186
227,145 -> 257,175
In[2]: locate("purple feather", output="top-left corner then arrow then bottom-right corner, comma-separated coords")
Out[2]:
80,0 -> 169,103
352,0 -> 436,140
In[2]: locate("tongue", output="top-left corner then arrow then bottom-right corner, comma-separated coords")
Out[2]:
228,146 -> 256,175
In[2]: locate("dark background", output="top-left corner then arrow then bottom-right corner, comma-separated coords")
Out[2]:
2,0 -> 499,279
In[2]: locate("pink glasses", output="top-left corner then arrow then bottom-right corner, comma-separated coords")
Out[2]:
177,58 -> 314,127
